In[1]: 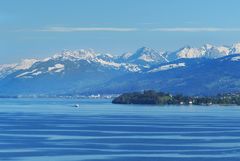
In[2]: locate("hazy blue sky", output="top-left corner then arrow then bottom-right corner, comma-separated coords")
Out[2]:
1,0 -> 240,63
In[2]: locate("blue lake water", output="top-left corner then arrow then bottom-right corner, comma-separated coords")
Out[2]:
0,98 -> 240,161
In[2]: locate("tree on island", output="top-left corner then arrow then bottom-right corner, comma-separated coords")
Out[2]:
112,90 -> 240,105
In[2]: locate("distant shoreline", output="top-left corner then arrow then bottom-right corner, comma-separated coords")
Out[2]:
112,90 -> 240,106
0,95 -> 117,99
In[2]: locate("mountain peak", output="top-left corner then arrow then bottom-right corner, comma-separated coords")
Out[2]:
15,59 -> 39,70
136,46 -> 153,52
49,49 -> 97,61
128,47 -> 168,64
174,46 -> 205,59
231,42 -> 240,54
203,44 -> 213,50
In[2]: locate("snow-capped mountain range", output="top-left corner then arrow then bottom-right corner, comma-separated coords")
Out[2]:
1,42 -> 240,96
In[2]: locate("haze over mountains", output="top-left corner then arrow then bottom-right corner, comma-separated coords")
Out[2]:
1,43 -> 240,96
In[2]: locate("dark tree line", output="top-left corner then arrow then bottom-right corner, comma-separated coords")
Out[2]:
112,90 -> 240,105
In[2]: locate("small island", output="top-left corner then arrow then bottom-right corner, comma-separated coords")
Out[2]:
112,90 -> 240,105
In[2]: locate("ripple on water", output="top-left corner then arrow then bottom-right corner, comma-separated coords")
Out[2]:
0,99 -> 239,161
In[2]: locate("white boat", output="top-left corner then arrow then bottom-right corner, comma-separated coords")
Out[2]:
73,104 -> 80,107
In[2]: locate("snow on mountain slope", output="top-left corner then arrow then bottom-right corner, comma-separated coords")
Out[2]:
0,59 -> 39,79
230,43 -> 240,54
6,49 -> 143,80
231,56 -> 240,61
48,64 -> 65,72
0,64 -> 17,78
39,49 -> 141,73
164,46 -> 203,61
16,69 -> 38,78
1,42 -> 240,81
0,44 -> 240,96
148,63 -> 186,72
118,47 -> 168,64
176,46 -> 205,58
43,49 -> 97,62
15,59 -> 39,70
205,45 -> 230,58
165,43 -> 240,61
120,52 -> 133,59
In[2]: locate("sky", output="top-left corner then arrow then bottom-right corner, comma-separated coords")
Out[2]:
1,0 -> 240,64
